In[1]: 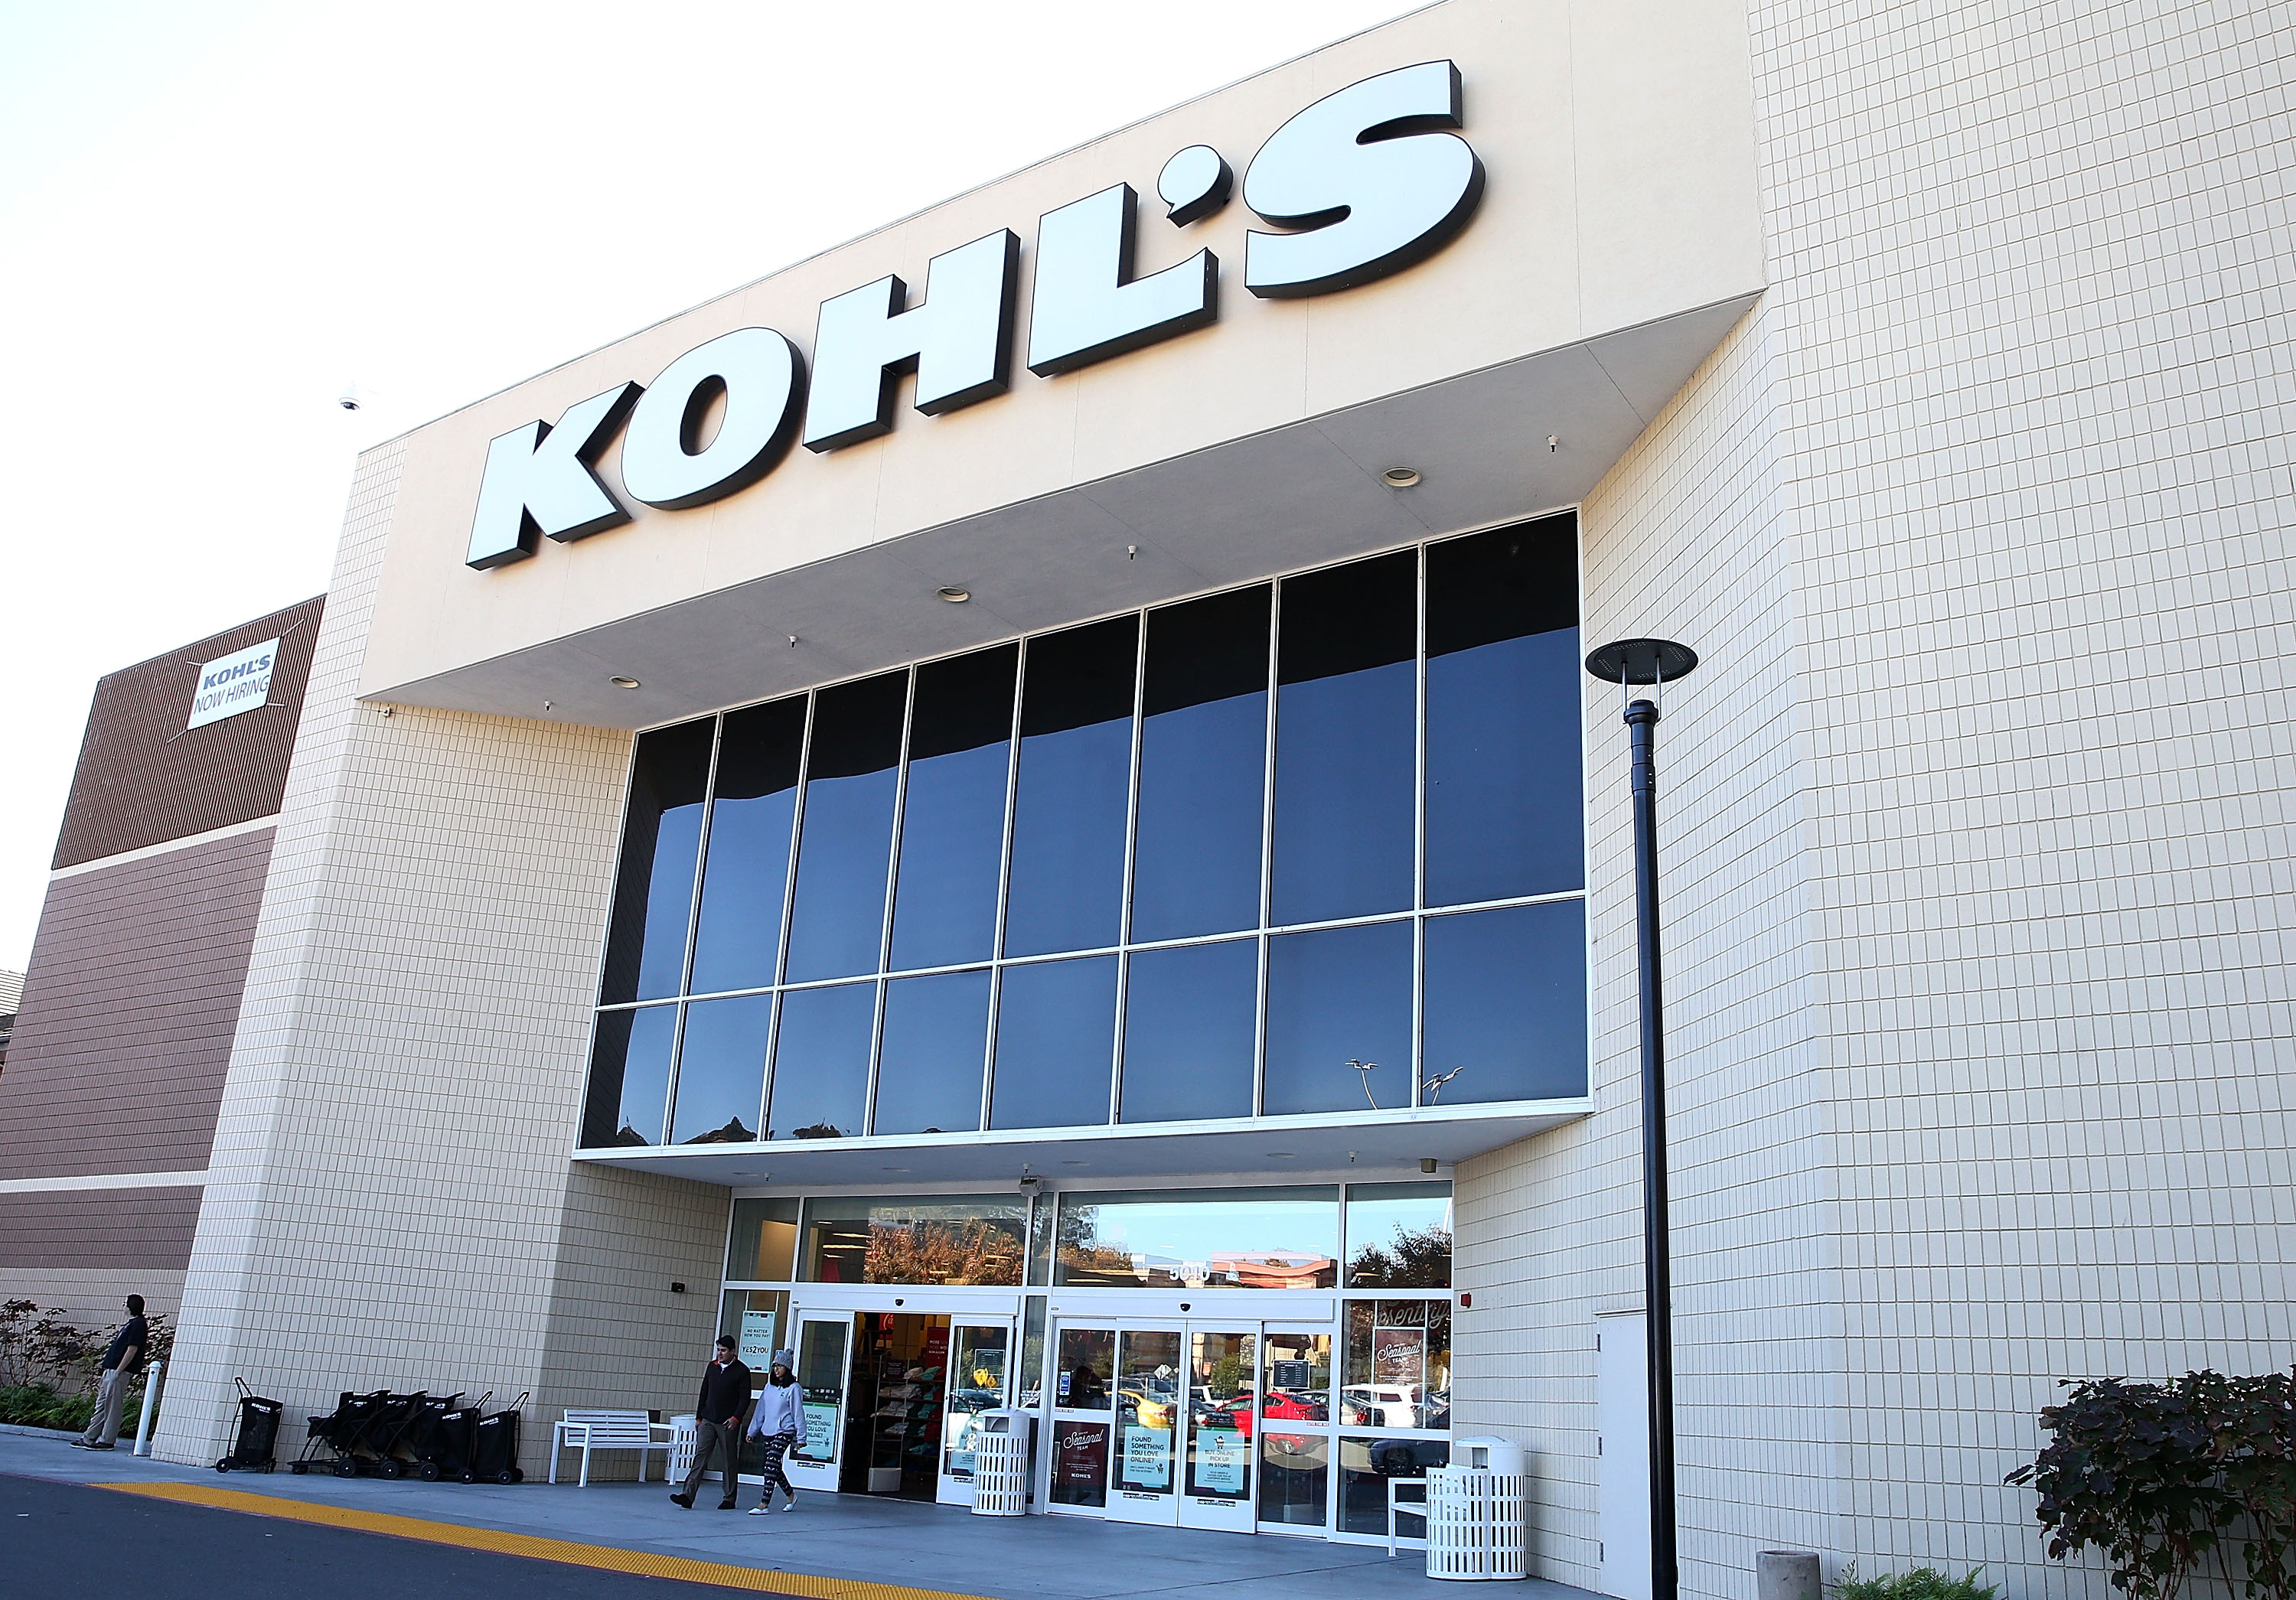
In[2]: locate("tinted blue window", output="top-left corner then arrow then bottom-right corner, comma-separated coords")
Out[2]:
671,992 -> 771,1142
1263,920 -> 1414,1115
873,969 -> 991,1134
1004,618 -> 1137,958
784,673 -> 906,982
599,719 -> 714,1003
990,956 -> 1117,1129
1131,587 -> 1268,943
1119,939 -> 1257,1123
1425,518 -> 1582,904
1421,902 -> 1587,1103
891,647 -> 1016,971
767,983 -> 875,1139
690,699 -> 804,995
582,1003 -> 677,1146
1271,552 -> 1417,926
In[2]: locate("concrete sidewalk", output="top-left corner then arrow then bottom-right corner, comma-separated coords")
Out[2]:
0,1432 -> 1585,1599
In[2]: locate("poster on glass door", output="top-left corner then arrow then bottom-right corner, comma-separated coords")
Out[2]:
1122,1426 -> 1172,1488
1195,1428 -> 1247,1496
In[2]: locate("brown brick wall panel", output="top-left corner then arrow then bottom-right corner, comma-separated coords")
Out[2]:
54,595 -> 325,868
0,831 -> 274,1181
0,1188 -> 203,1273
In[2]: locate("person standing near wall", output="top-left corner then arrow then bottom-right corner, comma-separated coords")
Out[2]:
70,1295 -> 147,1450
745,1350 -> 801,1515
672,1335 -> 751,1510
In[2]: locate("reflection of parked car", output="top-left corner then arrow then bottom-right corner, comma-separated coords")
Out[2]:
1262,1388 -> 1327,1424
1342,1435 -> 1440,1477
1194,1395 -> 1254,1437
1264,1429 -> 1328,1471
1340,1383 -> 1424,1428
1118,1386 -> 1176,1429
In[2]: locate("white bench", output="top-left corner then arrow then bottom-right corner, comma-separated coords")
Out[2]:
549,1409 -> 677,1486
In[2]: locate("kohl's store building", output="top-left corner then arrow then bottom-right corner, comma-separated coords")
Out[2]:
5,1 -> 2290,1592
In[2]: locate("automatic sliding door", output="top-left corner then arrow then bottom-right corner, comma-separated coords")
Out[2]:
786,1312 -> 853,1493
937,1321 -> 1013,1507
1107,1328 -> 1182,1524
1048,1325 -> 1116,1513
1179,1327 -> 1255,1532
1257,1328 -> 1332,1533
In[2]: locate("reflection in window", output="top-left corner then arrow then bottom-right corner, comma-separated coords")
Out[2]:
1262,920 -> 1414,1116
784,673 -> 905,982
1345,1183 -> 1453,1289
1272,551 -> 1417,926
689,698 -> 804,995
872,969 -> 990,1135
1343,1299 -> 1452,1430
599,719 -> 713,1003
1421,901 -> 1588,1103
1340,1437 -> 1448,1535
1054,1186 -> 1338,1289
1119,939 -> 1257,1123
1426,518 -> 1582,905
1132,587 -> 1268,942
1004,618 -> 1137,957
891,647 -> 1015,971
799,1194 -> 1026,1285
1258,1331 -> 1332,1528
990,955 -> 1117,1129
670,992 -> 771,1143
726,1198 -> 800,1281
581,1003 -> 677,1146
766,982 -> 872,1139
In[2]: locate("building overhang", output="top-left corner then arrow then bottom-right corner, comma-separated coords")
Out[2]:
574,1098 -> 1588,1191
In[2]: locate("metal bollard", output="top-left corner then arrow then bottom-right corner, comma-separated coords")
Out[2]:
132,1360 -> 165,1458
1758,1551 -> 1822,1600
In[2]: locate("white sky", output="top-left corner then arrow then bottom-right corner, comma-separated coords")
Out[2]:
0,0 -> 1424,972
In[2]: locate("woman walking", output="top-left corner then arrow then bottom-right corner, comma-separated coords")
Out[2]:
745,1350 -> 802,1514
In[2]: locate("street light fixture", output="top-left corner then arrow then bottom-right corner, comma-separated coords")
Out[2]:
1584,635 -> 1699,1600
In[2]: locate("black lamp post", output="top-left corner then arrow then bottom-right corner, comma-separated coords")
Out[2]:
1584,636 -> 1699,1600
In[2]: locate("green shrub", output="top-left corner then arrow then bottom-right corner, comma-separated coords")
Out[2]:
0,1383 -> 99,1432
1835,1564 -> 2000,1600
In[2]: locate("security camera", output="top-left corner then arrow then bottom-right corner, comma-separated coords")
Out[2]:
338,382 -> 362,412
1017,1174 -> 1043,1194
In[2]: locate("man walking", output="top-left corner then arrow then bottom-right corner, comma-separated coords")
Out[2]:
671,1334 -> 751,1510
71,1295 -> 148,1451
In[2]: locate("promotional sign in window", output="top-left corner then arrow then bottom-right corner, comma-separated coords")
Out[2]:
798,1402 -> 838,1459
738,1311 -> 776,1367
1053,1422 -> 1110,1506
1373,1326 -> 1427,1387
1195,1428 -> 1248,1496
1122,1424 -> 1172,1489
187,637 -> 279,730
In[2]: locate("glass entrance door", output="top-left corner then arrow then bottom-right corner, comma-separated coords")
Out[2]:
786,1312 -> 853,1493
937,1321 -> 1013,1507
1107,1328 -> 1182,1524
1048,1325 -> 1116,1513
1179,1326 -> 1256,1533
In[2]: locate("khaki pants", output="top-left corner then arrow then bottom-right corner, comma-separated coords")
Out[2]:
680,1419 -> 739,1505
80,1368 -> 131,1447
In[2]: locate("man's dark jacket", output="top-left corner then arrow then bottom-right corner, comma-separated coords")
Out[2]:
697,1357 -> 752,1427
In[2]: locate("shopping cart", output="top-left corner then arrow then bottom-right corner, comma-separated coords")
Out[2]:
464,1391 -> 528,1484
213,1377 -> 282,1474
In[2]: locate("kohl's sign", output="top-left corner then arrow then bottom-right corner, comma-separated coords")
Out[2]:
187,638 -> 279,730
467,60 -> 1485,571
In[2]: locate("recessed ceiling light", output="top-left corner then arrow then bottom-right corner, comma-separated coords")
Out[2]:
1264,1152 -> 1297,1159
882,1165 -> 910,1173
1060,1160 -> 1089,1167
1381,467 -> 1420,488
937,586 -> 971,603
610,675 -> 640,689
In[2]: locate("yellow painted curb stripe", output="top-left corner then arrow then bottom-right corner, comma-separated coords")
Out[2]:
96,1481 -> 998,1600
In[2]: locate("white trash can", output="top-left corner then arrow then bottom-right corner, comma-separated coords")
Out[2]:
1424,1436 -> 1528,1581
667,1416 -> 698,1483
970,1409 -> 1035,1517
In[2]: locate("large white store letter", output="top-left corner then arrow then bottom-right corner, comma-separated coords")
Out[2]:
465,383 -> 643,569
1242,60 -> 1483,299
802,230 -> 1021,451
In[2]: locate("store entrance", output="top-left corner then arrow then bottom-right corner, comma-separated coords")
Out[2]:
1046,1319 -> 1265,1535
841,1312 -> 951,1500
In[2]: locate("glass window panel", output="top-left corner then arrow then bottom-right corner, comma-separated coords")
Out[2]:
689,699 -> 804,995
1130,587 -> 1269,942
1343,1299 -> 1452,1430
1259,1330 -> 1332,1528
1339,1437 -> 1448,1535
890,645 -> 1016,971
720,1288 -> 793,1476
1262,920 -> 1414,1116
945,1324 -> 1012,1480
1345,1182 -> 1453,1289
1053,1187 -> 1338,1289
1271,551 -> 1417,925
1185,1330 -> 1256,1501
784,673 -> 906,982
765,982 -> 874,1139
1019,1295 -> 1049,1408
1056,1327 -> 1115,1413
670,992 -> 771,1144
1422,901 -> 1588,1103
1118,939 -> 1257,1123
792,1318 -> 850,1466
599,719 -> 714,1003
580,1003 -> 677,1147
872,969 -> 990,1135
1115,1329 -> 1181,1496
1003,617 -> 1137,957
797,1194 -> 1026,1286
726,1198 -> 801,1282
989,955 -> 1117,1129
1425,517 -> 1582,904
